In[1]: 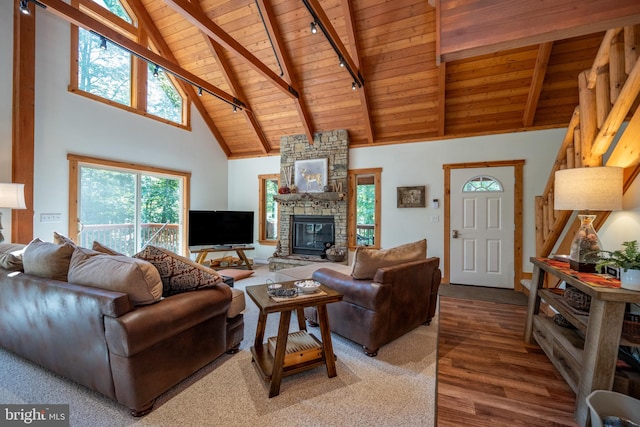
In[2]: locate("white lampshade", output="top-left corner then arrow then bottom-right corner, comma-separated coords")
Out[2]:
554,167 -> 623,211
0,183 -> 27,209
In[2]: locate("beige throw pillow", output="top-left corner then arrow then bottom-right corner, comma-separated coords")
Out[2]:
67,247 -> 163,306
23,238 -> 75,281
135,245 -> 222,297
351,239 -> 427,280
0,243 -> 26,271
92,241 -> 125,256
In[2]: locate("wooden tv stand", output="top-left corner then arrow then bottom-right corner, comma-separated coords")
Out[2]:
190,245 -> 255,270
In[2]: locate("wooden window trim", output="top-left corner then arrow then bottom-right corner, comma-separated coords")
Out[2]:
258,174 -> 279,246
348,168 -> 382,250
67,153 -> 191,255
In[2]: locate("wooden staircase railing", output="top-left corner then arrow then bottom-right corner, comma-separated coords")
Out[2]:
535,25 -> 640,258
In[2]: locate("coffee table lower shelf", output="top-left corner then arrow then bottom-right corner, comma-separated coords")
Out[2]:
250,331 -> 334,380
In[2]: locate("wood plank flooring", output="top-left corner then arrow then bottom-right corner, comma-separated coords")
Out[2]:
437,296 -> 578,426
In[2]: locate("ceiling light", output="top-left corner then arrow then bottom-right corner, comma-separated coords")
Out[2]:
198,87 -> 203,96
153,65 -> 159,78
19,0 -> 30,15
352,82 -> 357,91
99,36 -> 107,50
233,105 -> 238,113
310,22 -> 317,34
339,57 -> 345,67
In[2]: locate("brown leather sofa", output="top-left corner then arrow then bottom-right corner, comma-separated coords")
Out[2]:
0,267 -> 243,416
305,257 -> 441,356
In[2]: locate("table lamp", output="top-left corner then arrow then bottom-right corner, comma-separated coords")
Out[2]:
554,167 -> 623,272
0,183 -> 27,243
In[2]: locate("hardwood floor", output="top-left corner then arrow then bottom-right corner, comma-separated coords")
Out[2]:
437,296 -> 578,426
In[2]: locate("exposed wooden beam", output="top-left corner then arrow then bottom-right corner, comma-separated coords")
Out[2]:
606,104 -> 640,168
438,0 -> 640,63
255,0 -> 314,146
523,42 -> 553,127
126,0 -> 232,156
37,0 -> 248,114
592,56 -> 640,155
341,0 -> 374,144
12,2 -> 36,244
163,0 -> 300,100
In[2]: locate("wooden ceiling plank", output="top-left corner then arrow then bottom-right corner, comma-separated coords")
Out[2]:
592,56 -> 640,155
523,42 -> 553,127
438,61 -> 446,136
163,0 -> 299,100
587,28 -> 623,89
341,0 -> 374,144
255,0 -> 314,145
127,0 -> 232,155
38,0 -> 248,113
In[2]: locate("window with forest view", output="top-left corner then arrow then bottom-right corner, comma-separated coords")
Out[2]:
259,174 -> 279,244
72,158 -> 187,256
71,0 -> 187,126
348,169 -> 381,249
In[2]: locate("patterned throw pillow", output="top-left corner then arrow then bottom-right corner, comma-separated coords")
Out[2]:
134,245 -> 222,297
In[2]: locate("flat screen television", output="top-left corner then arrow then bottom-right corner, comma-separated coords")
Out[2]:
188,210 -> 254,247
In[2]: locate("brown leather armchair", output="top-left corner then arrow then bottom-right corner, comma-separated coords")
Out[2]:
304,257 -> 441,356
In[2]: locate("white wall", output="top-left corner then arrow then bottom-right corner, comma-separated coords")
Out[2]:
1,3 -> 228,244
229,129 -> 566,270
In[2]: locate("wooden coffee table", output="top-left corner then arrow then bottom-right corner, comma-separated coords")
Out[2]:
245,281 -> 343,397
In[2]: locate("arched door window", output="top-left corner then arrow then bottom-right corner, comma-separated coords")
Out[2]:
462,175 -> 503,192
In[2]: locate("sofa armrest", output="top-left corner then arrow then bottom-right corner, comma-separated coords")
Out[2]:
105,284 -> 232,357
311,268 -> 389,311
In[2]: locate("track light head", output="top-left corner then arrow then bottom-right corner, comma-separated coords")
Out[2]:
352,82 -> 357,91
198,87 -> 203,96
310,22 -> 317,34
99,36 -> 107,50
153,65 -> 159,78
19,0 -> 30,15
233,105 -> 238,113
339,57 -> 345,67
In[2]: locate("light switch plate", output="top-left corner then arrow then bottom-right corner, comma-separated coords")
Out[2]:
40,213 -> 62,223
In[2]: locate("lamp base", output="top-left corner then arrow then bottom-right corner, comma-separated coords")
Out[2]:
569,259 -> 597,273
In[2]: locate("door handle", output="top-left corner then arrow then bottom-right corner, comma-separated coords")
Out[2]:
452,230 -> 459,238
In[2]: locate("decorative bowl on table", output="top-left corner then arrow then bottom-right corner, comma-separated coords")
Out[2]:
294,279 -> 321,294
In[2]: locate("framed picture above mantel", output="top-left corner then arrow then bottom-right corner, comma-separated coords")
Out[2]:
294,158 -> 328,193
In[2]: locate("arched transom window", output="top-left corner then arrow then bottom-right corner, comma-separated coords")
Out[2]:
462,175 -> 503,192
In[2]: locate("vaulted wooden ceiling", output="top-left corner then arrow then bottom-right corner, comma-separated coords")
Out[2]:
35,0 -> 640,158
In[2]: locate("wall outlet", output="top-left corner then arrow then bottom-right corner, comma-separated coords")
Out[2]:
40,213 -> 62,223
430,215 -> 439,223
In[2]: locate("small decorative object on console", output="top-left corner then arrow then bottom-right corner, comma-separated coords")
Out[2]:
294,279 -> 321,294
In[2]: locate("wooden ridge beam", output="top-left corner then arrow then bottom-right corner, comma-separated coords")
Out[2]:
126,0 -> 231,157
37,0 -> 248,114
255,0 -> 314,147
587,28 -> 623,89
341,0 -> 374,144
523,42 -> 553,127
163,0 -> 299,101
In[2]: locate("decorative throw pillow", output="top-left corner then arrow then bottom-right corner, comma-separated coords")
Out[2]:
67,247 -> 163,306
135,245 -> 222,297
92,241 -> 125,256
351,239 -> 427,280
22,238 -> 75,281
0,243 -> 26,271
53,232 -> 76,246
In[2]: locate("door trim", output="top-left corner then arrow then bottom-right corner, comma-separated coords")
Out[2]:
443,160 -> 525,291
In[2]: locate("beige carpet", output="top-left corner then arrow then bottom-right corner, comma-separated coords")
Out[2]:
0,263 -> 437,426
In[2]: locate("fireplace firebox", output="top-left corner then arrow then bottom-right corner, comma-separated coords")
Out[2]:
291,215 -> 334,257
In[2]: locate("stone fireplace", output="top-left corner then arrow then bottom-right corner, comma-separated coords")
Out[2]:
269,130 -> 348,270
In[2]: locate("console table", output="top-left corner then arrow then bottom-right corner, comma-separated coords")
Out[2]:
524,257 -> 640,426
189,246 -> 255,270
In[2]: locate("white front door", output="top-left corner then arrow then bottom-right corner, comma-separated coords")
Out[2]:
450,166 -> 514,288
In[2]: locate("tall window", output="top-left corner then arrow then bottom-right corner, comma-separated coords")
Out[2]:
259,174 -> 279,245
68,154 -> 190,256
70,0 -> 187,126
348,168 -> 382,249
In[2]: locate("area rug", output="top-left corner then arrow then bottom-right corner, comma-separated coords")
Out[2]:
217,268 -> 255,282
0,264 -> 437,426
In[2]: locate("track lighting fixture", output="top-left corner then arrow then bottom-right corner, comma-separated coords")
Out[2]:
19,0 -> 30,15
153,65 -> 159,78
352,82 -> 357,91
339,57 -> 345,67
198,87 -> 203,96
99,36 -> 107,50
233,105 -> 238,113
310,22 -> 318,34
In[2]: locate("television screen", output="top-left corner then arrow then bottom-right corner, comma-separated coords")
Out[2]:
188,210 -> 254,247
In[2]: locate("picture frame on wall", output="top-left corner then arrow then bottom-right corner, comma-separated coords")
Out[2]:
294,158 -> 328,193
397,186 -> 426,208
